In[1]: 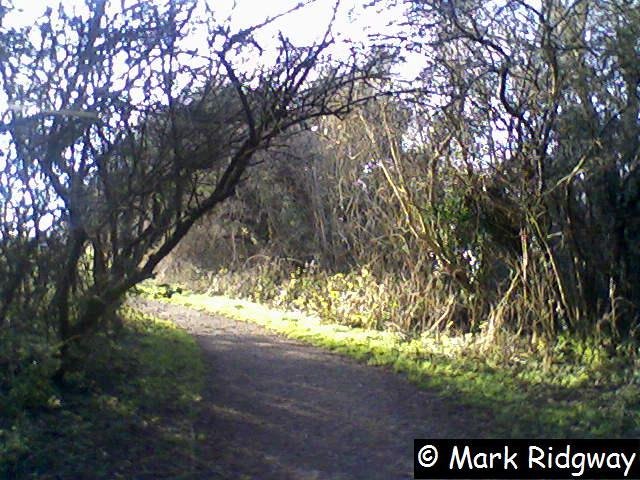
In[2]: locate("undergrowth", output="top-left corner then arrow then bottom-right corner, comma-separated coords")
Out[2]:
0,307 -> 208,479
178,262 -> 462,332
142,281 -> 640,438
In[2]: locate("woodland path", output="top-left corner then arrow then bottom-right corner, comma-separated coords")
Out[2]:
134,298 -> 486,480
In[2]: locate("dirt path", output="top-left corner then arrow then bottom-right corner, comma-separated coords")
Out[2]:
134,298 -> 486,479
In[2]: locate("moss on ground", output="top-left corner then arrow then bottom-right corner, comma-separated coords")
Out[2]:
1,307 -> 209,479
141,282 -> 640,438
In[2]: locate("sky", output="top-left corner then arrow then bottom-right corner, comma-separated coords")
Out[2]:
0,0 -> 415,234
0,0 -> 418,114
3,0 -> 405,51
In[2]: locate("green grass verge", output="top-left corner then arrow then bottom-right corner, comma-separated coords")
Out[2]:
141,282 -> 640,438
1,307 -> 209,479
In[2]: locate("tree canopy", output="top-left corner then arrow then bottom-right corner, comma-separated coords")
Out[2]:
0,0 -> 380,377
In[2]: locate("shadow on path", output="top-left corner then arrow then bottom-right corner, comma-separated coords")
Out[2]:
134,298 -> 486,480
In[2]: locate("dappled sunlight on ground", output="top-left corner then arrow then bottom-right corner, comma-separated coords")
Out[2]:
134,297 -> 482,479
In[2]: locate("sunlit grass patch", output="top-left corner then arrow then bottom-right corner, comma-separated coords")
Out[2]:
1,307 -> 208,479
141,282 -> 640,438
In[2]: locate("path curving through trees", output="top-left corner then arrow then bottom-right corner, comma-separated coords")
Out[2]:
134,298 -> 487,479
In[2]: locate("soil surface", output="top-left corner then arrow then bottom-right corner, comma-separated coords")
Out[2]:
133,298 -> 486,479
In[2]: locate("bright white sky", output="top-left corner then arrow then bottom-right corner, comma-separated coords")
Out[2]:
0,0 -> 416,233
1,0 -> 418,113
4,0 -> 408,57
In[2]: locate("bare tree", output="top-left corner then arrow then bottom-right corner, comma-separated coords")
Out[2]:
373,0 -> 640,337
0,0 -> 381,377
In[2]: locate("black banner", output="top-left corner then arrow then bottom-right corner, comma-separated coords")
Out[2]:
414,439 -> 640,479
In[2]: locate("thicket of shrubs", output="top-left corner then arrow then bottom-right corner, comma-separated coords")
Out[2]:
2,0 -> 639,452
163,1 -> 640,361
0,0 -> 371,420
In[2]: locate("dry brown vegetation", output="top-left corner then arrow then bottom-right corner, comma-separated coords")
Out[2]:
1,0 -> 640,467
165,0 -> 640,354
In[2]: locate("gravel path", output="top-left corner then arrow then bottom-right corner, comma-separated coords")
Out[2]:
134,298 -> 486,480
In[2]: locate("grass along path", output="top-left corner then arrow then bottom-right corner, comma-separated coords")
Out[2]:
1,307 -> 210,479
133,295 -> 484,479
140,282 -> 640,438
